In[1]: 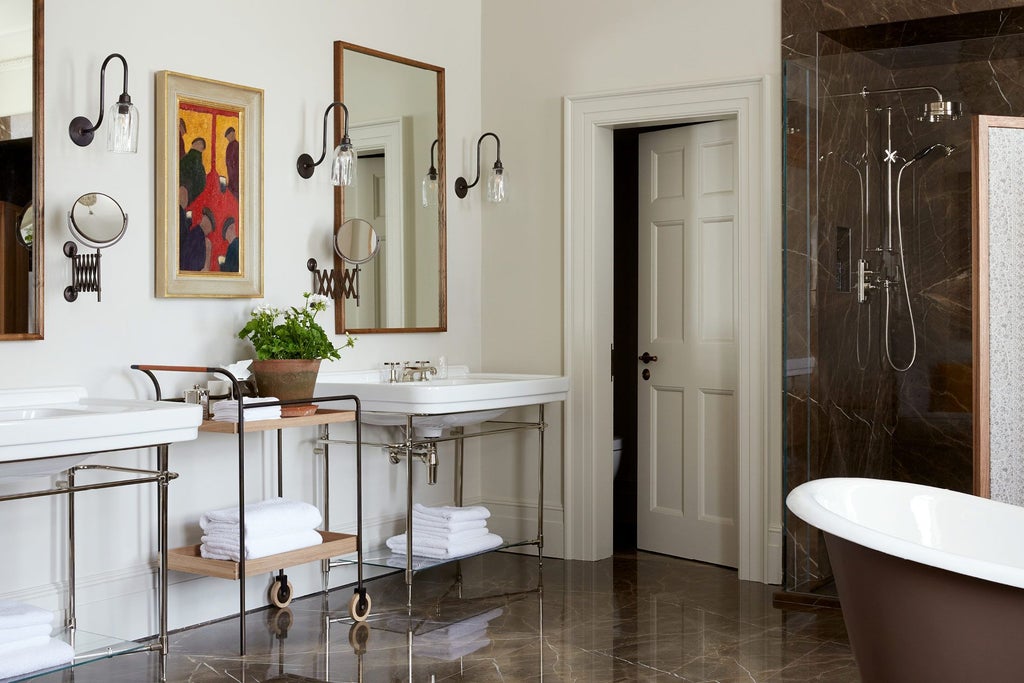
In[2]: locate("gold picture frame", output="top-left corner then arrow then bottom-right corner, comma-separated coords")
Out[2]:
155,71 -> 263,298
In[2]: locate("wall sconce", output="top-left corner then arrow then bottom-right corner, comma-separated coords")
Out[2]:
306,218 -> 380,304
422,139 -> 439,208
68,53 -> 139,153
455,132 -> 506,203
63,192 -> 128,302
297,101 -> 357,186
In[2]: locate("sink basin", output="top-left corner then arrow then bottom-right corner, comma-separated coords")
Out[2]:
315,367 -> 569,437
0,386 -> 203,476
316,367 -> 569,414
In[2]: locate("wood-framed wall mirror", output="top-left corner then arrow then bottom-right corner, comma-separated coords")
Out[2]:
333,41 -> 446,334
0,0 -> 43,339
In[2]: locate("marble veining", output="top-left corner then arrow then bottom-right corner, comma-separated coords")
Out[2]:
20,552 -> 858,682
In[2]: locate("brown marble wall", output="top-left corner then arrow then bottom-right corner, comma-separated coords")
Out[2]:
782,1 -> 1024,592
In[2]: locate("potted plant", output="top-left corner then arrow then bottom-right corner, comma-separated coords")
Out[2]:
238,292 -> 355,416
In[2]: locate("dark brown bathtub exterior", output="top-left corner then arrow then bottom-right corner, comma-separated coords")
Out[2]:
825,532 -> 1024,682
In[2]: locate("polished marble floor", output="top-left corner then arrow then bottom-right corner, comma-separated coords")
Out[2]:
30,551 -> 859,682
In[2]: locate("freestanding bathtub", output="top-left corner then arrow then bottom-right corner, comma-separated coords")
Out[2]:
787,477 -> 1024,683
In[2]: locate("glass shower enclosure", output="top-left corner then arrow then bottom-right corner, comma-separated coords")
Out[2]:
778,11 -> 1024,598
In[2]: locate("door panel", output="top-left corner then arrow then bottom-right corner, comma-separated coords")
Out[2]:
637,120 -> 739,567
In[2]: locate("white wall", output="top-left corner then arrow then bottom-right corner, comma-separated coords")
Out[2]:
478,0 -> 782,558
2,0 -> 786,642
0,0 -> 482,639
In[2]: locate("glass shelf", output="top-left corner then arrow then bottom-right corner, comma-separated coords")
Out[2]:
6,628 -> 152,682
336,538 -> 539,573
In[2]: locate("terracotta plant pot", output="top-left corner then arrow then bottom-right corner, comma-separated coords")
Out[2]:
250,358 -> 322,417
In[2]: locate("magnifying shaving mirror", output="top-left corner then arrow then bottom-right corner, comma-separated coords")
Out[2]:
63,192 -> 128,302
335,217 -> 380,264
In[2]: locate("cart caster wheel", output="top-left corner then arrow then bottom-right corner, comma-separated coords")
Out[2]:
269,579 -> 294,608
348,622 -> 370,654
348,591 -> 371,622
269,607 -> 293,637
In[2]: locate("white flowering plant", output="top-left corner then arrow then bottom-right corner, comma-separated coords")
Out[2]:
238,292 -> 355,361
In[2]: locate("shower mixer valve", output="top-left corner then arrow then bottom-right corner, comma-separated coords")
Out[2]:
856,259 -> 876,304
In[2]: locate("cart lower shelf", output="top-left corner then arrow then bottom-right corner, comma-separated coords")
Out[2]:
167,531 -> 358,579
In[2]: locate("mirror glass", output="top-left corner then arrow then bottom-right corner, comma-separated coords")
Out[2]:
68,193 -> 128,248
15,203 -> 31,247
335,42 -> 446,333
335,218 -> 380,264
0,0 -> 41,339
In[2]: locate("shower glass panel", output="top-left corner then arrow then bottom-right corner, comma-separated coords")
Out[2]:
781,23 -> 992,596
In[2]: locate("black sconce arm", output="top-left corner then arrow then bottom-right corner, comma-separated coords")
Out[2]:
427,138 -> 439,178
69,53 -> 131,146
455,132 -> 502,197
297,101 -> 351,178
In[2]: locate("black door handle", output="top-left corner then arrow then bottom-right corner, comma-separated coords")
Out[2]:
639,352 -> 658,364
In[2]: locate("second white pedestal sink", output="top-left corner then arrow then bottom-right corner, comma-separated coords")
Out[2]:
315,366 -> 569,437
0,386 -> 202,477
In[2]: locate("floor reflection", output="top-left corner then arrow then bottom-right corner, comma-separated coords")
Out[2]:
28,551 -> 858,682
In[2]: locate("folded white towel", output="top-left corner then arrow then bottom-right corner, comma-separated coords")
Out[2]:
0,600 -> 53,630
412,503 -> 491,523
199,497 -> 322,535
200,528 -> 322,561
389,527 -> 490,551
0,634 -> 50,657
212,407 -> 281,423
0,622 -> 52,646
200,521 -> 320,542
411,513 -> 488,534
386,532 -> 503,560
212,397 -> 282,422
0,637 -> 75,679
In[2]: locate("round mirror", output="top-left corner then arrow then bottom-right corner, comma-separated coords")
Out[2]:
15,204 -> 33,249
334,218 -> 380,264
67,192 -> 128,249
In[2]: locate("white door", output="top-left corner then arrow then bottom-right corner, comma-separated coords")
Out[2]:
345,155 -> 386,327
636,120 -> 739,567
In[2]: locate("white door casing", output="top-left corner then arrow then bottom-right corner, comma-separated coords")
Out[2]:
562,77 -> 782,583
636,121 -> 739,567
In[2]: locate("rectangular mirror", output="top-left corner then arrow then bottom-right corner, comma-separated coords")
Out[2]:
334,41 -> 446,334
0,0 -> 42,340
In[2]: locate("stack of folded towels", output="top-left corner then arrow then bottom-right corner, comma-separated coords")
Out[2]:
211,397 -> 281,423
199,497 -> 323,561
386,503 -> 502,560
0,600 -> 74,680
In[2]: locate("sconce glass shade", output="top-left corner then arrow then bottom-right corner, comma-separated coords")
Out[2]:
107,100 -> 139,153
486,166 -> 506,203
422,170 -> 439,208
331,142 -> 357,186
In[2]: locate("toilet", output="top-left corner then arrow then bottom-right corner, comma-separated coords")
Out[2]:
613,437 -> 622,478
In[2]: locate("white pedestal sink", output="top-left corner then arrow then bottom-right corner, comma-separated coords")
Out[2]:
0,386 -> 203,477
315,366 -> 569,437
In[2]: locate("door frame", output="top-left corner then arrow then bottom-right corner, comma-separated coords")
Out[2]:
562,77 -> 782,583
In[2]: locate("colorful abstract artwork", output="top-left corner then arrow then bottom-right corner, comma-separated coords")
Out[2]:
155,72 -> 263,298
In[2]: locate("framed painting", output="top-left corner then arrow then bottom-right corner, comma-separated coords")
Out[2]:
155,71 -> 263,297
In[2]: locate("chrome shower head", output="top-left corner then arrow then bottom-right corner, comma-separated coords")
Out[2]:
907,143 -> 956,165
919,100 -> 963,122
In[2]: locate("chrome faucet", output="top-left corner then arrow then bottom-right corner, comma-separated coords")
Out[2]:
402,361 -> 438,382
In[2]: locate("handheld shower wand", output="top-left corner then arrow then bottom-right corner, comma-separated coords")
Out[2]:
884,143 -> 957,372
